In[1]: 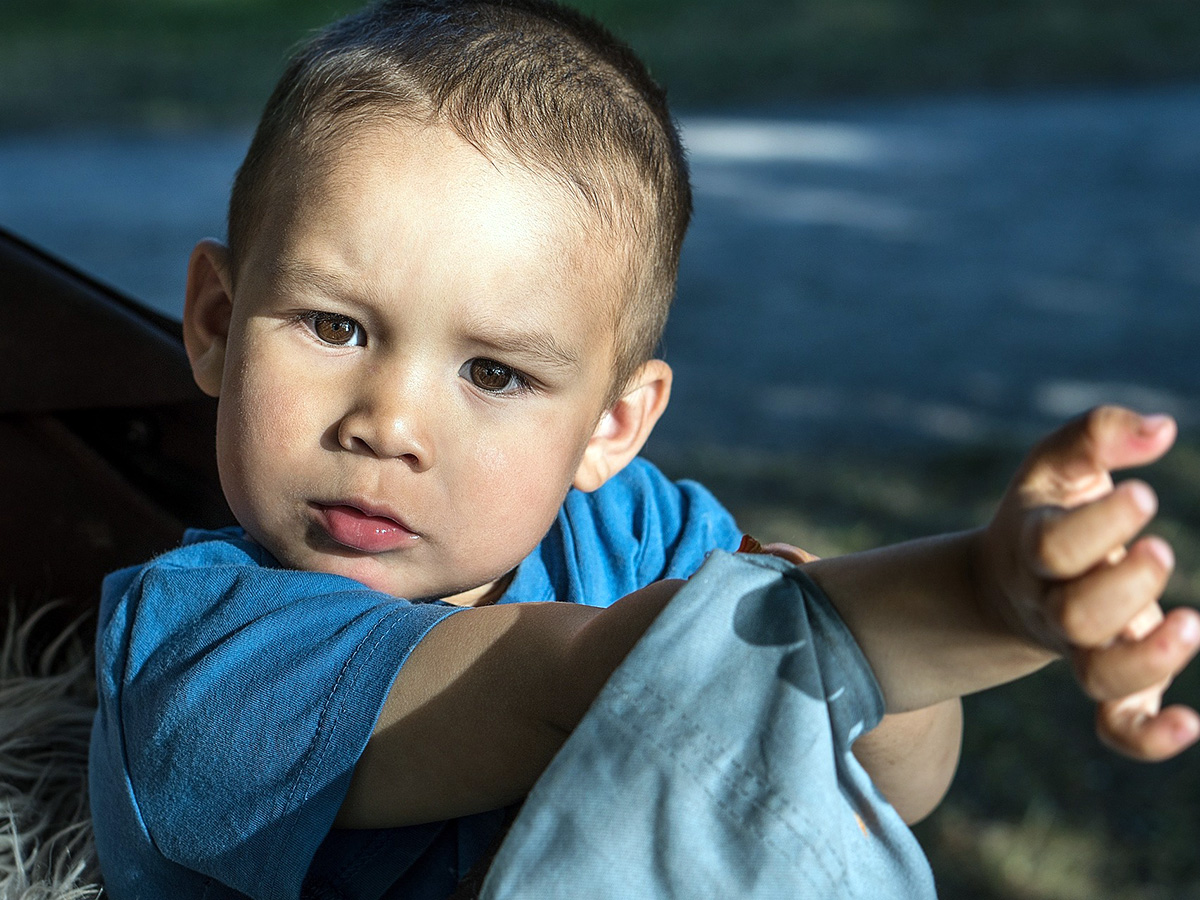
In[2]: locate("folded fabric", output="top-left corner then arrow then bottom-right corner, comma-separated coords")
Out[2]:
481,550 -> 936,899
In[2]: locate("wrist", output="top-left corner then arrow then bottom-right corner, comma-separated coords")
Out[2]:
967,525 -> 1061,668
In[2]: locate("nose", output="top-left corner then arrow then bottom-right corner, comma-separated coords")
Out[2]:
336,370 -> 433,469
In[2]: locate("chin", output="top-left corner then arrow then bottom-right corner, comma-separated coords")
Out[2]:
324,559 -> 404,596
321,558 -> 452,602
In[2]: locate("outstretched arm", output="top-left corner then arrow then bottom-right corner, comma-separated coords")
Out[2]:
805,407 -> 1200,759
737,407 -> 1199,821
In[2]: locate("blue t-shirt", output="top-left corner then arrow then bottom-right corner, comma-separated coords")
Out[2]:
90,459 -> 742,900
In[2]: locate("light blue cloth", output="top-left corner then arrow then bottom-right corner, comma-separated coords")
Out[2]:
89,458 -> 742,900
482,550 -> 937,898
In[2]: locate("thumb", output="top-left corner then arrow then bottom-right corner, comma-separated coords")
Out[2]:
1018,407 -> 1175,508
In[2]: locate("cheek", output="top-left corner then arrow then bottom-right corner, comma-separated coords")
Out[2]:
472,440 -> 551,506
464,417 -> 590,514
217,356 -> 316,500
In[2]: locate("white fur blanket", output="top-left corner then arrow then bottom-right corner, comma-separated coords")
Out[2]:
0,603 -> 102,899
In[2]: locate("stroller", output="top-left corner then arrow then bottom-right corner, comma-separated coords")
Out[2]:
1,225 -> 230,897
1,224 -> 230,639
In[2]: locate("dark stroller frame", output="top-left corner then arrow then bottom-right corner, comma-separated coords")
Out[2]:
0,225 -> 231,648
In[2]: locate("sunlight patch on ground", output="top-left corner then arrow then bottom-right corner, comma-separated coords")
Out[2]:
681,118 -> 887,166
680,117 -> 928,235
692,169 -> 926,234
927,806 -> 1154,900
757,384 -> 1002,443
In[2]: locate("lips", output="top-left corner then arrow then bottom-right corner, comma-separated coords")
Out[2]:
312,502 -> 418,553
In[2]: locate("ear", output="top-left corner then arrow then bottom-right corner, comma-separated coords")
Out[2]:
182,238 -> 234,398
574,359 -> 672,493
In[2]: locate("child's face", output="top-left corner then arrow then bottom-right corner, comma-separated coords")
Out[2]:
189,122 -> 633,604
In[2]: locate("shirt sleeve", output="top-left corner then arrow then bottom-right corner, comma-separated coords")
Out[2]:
503,457 -> 743,608
92,531 -> 461,900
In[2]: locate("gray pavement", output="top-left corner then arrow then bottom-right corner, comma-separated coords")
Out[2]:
3,85 -> 1199,455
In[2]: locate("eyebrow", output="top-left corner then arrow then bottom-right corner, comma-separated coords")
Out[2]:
268,261 -> 581,371
465,319 -> 582,372
268,261 -> 361,302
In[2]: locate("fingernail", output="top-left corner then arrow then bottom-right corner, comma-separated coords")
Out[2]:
1145,536 -> 1175,571
1178,611 -> 1200,645
1128,481 -> 1158,515
1173,716 -> 1200,745
1139,414 -> 1173,436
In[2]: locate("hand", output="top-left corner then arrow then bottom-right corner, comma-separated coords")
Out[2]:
735,534 -> 819,563
761,541 -> 820,565
979,406 -> 1200,760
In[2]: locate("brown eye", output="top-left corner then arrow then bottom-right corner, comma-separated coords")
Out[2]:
466,358 -> 525,394
308,313 -> 363,346
470,359 -> 514,391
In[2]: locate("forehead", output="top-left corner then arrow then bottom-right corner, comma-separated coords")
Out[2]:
242,121 -> 634,330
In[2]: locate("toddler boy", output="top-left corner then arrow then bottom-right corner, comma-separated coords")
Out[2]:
89,1 -> 1200,898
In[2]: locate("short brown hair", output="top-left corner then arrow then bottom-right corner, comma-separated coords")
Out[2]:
228,0 -> 690,398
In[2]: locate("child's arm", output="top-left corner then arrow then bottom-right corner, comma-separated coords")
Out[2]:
751,540 -> 964,824
793,409 -> 1198,824
747,408 -> 1198,820
336,407 -> 1199,830
805,406 -> 1200,759
335,579 -> 685,828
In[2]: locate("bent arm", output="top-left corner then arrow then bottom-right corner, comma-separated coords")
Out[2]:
852,702 -> 963,824
335,580 -> 683,829
336,535 -> 991,832
338,412 -> 1196,831
337,534 -> 1020,831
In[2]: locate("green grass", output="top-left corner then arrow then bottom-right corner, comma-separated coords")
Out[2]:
0,0 -> 361,130
4,0 -> 1200,130
647,434 -> 1200,899
582,0 -> 1200,105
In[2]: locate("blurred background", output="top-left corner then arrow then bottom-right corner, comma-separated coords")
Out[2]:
3,1 -> 1200,896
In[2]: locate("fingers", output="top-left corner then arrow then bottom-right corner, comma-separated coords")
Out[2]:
1048,535 -> 1174,646
1020,407 -> 1176,507
1004,407 -> 1197,762
1024,480 -> 1161,580
761,541 -> 820,565
1074,606 -> 1200,701
1082,608 -> 1200,761
1097,695 -> 1200,761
